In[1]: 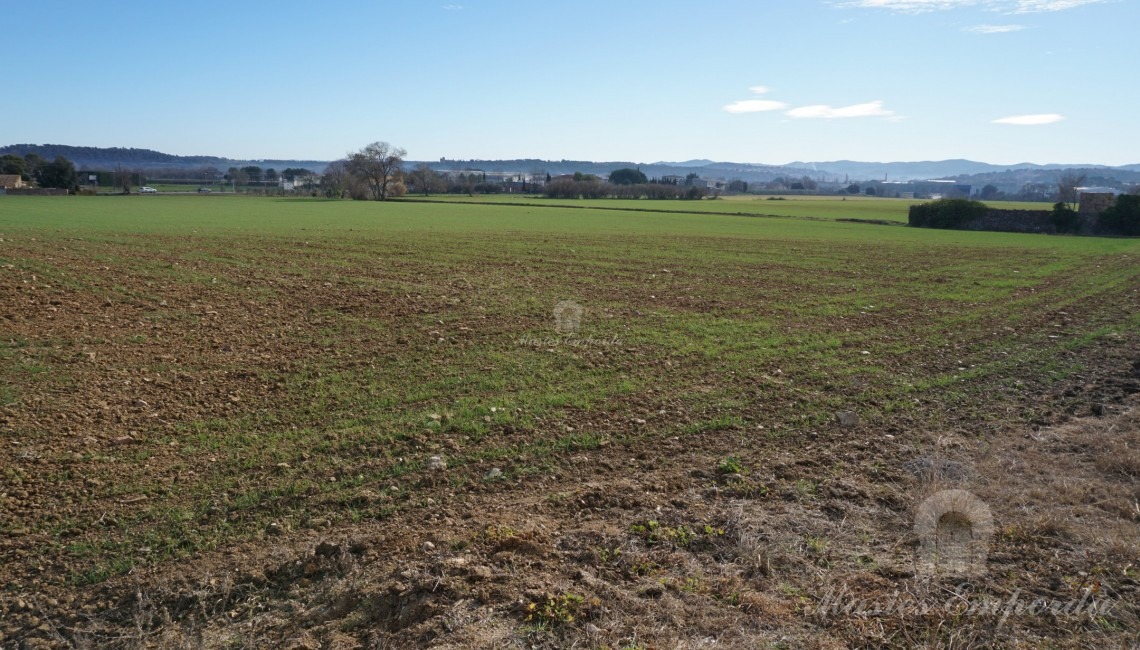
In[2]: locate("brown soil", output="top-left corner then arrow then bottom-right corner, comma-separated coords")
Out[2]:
0,234 -> 1137,649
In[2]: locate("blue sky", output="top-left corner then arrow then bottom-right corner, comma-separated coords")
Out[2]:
4,0 -> 1135,165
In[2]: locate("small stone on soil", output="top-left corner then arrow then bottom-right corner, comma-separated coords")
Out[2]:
836,411 -> 860,428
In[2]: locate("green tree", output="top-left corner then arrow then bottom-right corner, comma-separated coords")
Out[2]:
282,167 -> 311,182
22,153 -> 45,182
35,156 -> 78,189
608,168 -> 648,185
1099,194 -> 1140,236
1049,202 -> 1081,234
241,165 -> 263,182
980,184 -> 1001,201
264,168 -> 278,183
1,154 -> 26,177
846,183 -> 860,194
226,167 -> 249,186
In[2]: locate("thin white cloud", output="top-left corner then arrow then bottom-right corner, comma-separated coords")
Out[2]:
966,23 -> 1027,32
836,0 -> 983,12
442,3 -> 463,9
786,100 -> 895,119
992,113 -> 1065,125
748,86 -> 772,95
1012,0 -> 1103,12
836,0 -> 1103,12
724,99 -> 789,114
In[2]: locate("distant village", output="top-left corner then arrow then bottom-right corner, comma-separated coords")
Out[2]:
2,145 -> 1136,204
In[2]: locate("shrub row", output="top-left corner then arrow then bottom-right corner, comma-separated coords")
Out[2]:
908,199 -> 990,228
910,195 -> 1140,236
1099,194 -> 1140,236
544,180 -> 707,200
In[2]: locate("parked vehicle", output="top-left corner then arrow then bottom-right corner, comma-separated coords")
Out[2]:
197,187 -> 212,193
139,186 -> 157,193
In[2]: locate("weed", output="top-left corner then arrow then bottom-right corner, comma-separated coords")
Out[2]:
630,519 -> 725,550
596,547 -> 622,563
717,455 -> 745,475
525,592 -> 586,625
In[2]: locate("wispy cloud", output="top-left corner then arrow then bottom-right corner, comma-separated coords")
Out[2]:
838,0 -> 982,12
724,99 -> 789,114
966,23 -> 1027,32
1011,0 -> 1103,12
786,100 -> 896,119
724,86 -> 788,113
992,113 -> 1065,125
836,0 -> 1103,13
726,87 -> 896,120
442,3 -> 463,10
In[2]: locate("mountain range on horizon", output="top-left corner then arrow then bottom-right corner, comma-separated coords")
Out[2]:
3,144 -> 1139,184
655,157 -> 1140,179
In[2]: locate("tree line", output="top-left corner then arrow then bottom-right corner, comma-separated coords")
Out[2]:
2,152 -> 78,190
0,144 -> 220,166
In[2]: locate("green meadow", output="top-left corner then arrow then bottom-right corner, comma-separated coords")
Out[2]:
403,192 -> 1055,223
0,193 -> 1137,586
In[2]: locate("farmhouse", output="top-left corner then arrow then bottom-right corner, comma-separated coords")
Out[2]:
1077,188 -> 1120,215
691,178 -> 726,191
880,180 -> 971,200
0,174 -> 26,190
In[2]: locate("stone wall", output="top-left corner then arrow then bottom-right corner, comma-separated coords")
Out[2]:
2,188 -> 70,196
912,207 -> 1100,235
910,198 -> 1137,237
960,208 -> 1055,234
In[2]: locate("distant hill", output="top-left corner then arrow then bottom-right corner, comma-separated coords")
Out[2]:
945,167 -> 1140,195
421,158 -> 818,183
0,144 -> 329,173
783,159 -> 1123,181
3,144 -> 1137,186
653,159 -> 716,168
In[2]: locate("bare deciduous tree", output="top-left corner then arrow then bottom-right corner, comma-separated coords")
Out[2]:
407,163 -> 444,196
1057,173 -> 1086,210
321,160 -> 350,198
114,164 -> 133,194
346,141 -> 406,200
